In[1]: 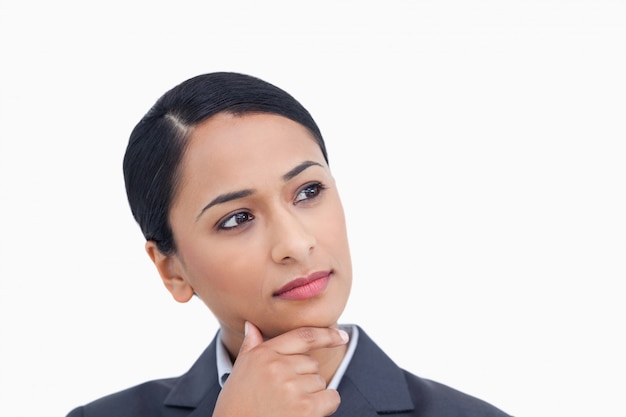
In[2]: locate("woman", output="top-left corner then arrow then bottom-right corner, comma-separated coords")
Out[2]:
67,72 -> 511,417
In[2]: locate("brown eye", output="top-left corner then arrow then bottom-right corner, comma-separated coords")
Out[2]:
294,182 -> 326,203
219,212 -> 255,230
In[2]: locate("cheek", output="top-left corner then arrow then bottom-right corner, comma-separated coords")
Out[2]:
322,199 -> 348,241
314,203 -> 350,261
179,239 -> 261,296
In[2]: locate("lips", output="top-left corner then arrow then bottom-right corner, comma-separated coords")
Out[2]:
273,270 -> 332,300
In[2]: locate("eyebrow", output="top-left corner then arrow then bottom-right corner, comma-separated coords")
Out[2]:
195,160 -> 323,221
282,160 -> 322,182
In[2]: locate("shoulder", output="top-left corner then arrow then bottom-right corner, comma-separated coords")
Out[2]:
348,326 -> 512,417
402,371 -> 513,417
65,377 -> 180,417
66,335 -> 221,417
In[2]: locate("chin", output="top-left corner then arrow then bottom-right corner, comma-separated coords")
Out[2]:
260,289 -> 350,337
261,313 -> 342,339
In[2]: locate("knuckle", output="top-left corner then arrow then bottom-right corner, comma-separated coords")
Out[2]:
299,397 -> 315,416
266,358 -> 284,378
308,357 -> 320,373
327,389 -> 341,411
283,378 -> 298,395
315,374 -> 326,388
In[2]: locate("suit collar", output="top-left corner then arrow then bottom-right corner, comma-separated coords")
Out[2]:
161,326 -> 414,416
333,326 -> 414,416
163,334 -> 221,410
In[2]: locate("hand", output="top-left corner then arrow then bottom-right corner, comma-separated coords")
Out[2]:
212,322 -> 349,417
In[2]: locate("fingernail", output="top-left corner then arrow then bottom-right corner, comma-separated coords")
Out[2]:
244,321 -> 250,336
338,329 -> 349,343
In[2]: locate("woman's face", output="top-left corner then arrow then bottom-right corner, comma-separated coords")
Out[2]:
154,112 -> 352,347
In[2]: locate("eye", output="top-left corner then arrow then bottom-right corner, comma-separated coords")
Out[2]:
294,182 -> 326,204
219,211 -> 255,230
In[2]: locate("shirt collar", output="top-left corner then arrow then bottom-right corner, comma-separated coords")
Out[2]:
216,324 -> 359,389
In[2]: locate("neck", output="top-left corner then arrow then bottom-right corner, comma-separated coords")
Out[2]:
310,342 -> 349,385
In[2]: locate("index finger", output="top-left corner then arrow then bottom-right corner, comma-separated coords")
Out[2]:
266,326 -> 349,355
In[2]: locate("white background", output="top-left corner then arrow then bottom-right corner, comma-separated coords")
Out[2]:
1,1 -> 624,416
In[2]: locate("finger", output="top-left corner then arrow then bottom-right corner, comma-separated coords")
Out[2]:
308,389 -> 342,417
267,326 -> 349,355
238,321 -> 264,355
293,355 -> 320,375
272,353 -> 320,375
291,373 -> 327,394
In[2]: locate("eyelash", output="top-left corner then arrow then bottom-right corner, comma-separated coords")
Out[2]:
217,182 -> 327,231
294,182 -> 326,204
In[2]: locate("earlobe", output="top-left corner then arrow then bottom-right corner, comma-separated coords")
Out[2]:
145,241 -> 195,303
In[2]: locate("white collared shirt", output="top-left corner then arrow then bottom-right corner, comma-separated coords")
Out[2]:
216,324 -> 359,389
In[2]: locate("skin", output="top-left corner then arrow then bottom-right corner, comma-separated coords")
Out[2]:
146,112 -> 353,417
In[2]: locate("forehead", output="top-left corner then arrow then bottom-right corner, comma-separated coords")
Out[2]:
178,112 -> 326,191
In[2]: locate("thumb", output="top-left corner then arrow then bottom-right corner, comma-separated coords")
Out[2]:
238,321 -> 263,355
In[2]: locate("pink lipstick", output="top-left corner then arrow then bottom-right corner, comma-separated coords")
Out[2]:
273,270 -> 331,300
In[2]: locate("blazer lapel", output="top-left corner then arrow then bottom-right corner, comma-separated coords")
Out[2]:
159,327 -> 414,417
162,334 -> 222,417
332,326 -> 415,417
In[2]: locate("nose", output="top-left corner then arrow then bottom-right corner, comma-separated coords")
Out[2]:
269,210 -> 316,264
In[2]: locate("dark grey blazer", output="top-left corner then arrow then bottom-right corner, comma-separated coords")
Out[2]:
66,326 -> 512,417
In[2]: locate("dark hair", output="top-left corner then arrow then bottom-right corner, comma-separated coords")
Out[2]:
123,72 -> 328,255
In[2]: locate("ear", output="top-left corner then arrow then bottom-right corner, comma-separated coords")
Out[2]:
145,241 -> 195,303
